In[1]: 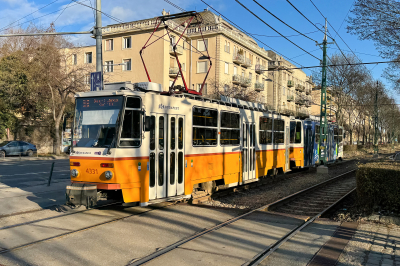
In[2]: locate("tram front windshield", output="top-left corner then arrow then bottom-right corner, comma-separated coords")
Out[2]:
73,96 -> 123,148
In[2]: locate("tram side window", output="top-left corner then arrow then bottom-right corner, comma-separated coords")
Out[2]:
273,119 -> 284,144
334,127 -> 339,143
315,125 -> 320,144
220,112 -> 240,146
192,107 -> 218,146
259,117 -> 272,144
290,121 -> 296,143
295,122 -> 302,144
120,98 -> 142,147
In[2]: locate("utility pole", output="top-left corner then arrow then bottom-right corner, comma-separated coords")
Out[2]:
392,107 -> 395,150
374,81 -> 379,156
95,0 -> 103,90
318,19 -> 329,164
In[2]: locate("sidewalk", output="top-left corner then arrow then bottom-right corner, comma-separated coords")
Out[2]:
337,222 -> 400,266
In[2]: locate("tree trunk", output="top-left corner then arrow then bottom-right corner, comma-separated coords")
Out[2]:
54,123 -> 60,155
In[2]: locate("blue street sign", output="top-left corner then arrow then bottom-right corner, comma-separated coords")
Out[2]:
90,72 -> 102,91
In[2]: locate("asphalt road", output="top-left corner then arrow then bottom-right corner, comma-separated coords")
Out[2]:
0,159 -> 70,216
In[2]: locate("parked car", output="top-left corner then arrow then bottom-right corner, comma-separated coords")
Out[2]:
0,141 -> 37,157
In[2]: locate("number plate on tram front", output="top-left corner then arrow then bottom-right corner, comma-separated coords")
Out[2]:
86,168 -> 98,174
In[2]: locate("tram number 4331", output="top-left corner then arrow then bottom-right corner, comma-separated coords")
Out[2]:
86,168 -> 98,174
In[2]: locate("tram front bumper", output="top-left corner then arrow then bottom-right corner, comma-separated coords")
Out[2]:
66,183 -> 98,208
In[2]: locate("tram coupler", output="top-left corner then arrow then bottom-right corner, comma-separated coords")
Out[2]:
66,183 -> 97,208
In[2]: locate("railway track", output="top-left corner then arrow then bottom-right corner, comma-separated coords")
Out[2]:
128,169 -> 357,266
193,158 -> 356,204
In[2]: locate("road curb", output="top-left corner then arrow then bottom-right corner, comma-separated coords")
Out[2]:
0,156 -> 69,162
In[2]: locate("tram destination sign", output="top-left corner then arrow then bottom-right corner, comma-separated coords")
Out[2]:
77,96 -> 123,110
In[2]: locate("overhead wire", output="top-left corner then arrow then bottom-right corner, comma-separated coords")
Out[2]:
308,0 -> 371,72
285,0 -> 334,40
335,0 -> 355,38
250,30 -> 320,38
198,0 -> 307,67
0,0 -> 90,33
52,0 -> 74,24
234,0 -> 320,61
251,0 -> 318,43
0,0 -> 61,33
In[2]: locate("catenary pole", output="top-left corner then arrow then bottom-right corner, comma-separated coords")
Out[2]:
318,19 -> 328,164
95,0 -> 103,90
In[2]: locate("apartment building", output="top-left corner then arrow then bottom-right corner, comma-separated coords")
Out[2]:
267,51 -> 313,117
69,9 -> 312,116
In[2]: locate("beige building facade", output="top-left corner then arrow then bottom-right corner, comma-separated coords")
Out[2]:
70,10 -> 312,116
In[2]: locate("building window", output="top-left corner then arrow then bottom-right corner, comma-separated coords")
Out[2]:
249,72 -> 252,80
234,66 -> 237,75
73,54 -> 77,65
224,84 -> 229,92
283,87 -> 285,95
197,61 -> 208,73
227,42 -> 230,53
123,37 -> 131,49
105,61 -> 113,72
197,39 -> 208,52
192,107 -> 218,146
197,83 -> 207,94
105,39 -> 113,51
170,35 -> 176,45
225,62 -> 229,74
181,63 -> 186,71
85,52 -> 92,64
123,59 -> 131,71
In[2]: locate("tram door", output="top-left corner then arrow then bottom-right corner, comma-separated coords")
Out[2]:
285,125 -> 290,171
242,122 -> 256,182
149,113 -> 185,200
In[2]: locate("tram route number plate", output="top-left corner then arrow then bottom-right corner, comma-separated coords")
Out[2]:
86,168 -> 98,174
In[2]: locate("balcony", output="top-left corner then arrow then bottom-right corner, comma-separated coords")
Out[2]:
255,64 -> 266,74
287,94 -> 294,102
296,107 -> 309,118
232,74 -> 241,85
281,107 -> 295,116
169,45 -> 183,56
287,80 -> 294,87
268,61 -> 281,69
242,57 -> 252,68
241,77 -> 252,87
255,81 -> 264,91
233,53 -> 244,65
169,67 -> 180,77
296,84 -> 305,92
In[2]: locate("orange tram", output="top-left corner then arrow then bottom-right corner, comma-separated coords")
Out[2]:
66,82 -> 343,207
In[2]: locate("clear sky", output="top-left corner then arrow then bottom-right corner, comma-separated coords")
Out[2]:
0,0 -> 393,100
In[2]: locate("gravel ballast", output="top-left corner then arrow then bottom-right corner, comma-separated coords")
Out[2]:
202,160 -> 357,210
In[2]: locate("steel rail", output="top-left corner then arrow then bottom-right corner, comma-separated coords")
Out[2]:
247,174 -> 357,265
0,201 -> 174,255
127,169 -> 357,266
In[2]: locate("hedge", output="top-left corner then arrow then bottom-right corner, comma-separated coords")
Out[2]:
356,160 -> 400,210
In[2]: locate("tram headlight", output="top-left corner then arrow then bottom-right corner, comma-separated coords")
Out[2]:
105,171 -> 113,180
71,169 -> 79,178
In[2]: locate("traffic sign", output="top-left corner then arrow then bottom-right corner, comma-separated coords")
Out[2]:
90,72 -> 102,91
